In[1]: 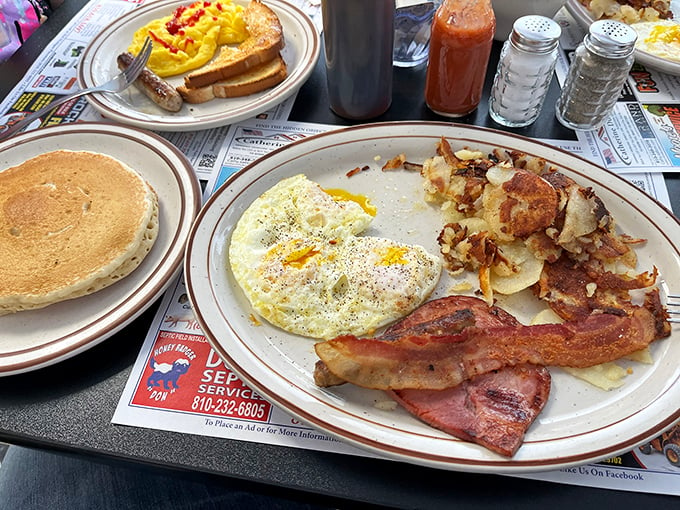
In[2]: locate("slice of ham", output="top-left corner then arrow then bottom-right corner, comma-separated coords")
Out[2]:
391,364 -> 551,457
387,296 -> 550,457
314,304 -> 659,391
384,294 -> 520,333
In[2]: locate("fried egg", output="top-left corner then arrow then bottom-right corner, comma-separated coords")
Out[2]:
229,174 -> 442,339
634,20 -> 680,62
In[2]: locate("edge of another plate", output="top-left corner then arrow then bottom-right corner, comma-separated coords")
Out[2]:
564,0 -> 680,76
79,0 -> 320,131
0,122 -> 202,376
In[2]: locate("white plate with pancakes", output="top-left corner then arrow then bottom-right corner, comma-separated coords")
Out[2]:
79,0 -> 320,131
185,121 -> 680,473
565,0 -> 680,76
0,123 -> 202,376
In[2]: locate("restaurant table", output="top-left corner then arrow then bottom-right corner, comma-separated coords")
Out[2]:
1,1 -> 678,508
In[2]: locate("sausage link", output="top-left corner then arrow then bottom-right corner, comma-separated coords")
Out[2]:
117,52 -> 183,112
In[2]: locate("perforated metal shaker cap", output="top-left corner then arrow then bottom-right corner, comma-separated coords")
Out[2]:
586,20 -> 637,57
510,15 -> 562,53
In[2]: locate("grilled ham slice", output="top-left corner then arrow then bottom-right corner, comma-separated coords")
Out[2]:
390,296 -> 550,457
391,364 -> 550,457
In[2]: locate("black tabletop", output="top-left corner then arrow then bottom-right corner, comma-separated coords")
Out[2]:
0,2 -> 678,508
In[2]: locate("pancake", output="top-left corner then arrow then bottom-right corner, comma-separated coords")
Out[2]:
0,150 -> 159,314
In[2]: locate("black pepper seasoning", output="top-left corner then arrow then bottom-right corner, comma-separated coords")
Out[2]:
555,20 -> 637,131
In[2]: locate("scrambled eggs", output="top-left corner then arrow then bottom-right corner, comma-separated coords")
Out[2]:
128,1 -> 249,77
228,174 -> 442,340
634,20 -> 680,62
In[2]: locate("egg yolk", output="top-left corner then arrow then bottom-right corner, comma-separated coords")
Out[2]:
265,239 -> 321,269
376,245 -> 409,266
323,188 -> 378,217
128,1 -> 248,77
647,24 -> 680,44
284,245 -> 321,268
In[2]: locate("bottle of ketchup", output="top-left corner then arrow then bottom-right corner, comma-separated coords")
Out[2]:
424,0 -> 495,117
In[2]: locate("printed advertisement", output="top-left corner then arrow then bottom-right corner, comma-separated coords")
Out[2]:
115,275 -> 366,457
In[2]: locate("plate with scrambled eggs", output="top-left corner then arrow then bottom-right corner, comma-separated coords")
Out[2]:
184,121 -> 680,472
77,0 -> 319,131
566,0 -> 680,75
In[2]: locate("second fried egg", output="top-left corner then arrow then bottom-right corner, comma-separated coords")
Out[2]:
229,174 -> 442,339
634,20 -> 680,62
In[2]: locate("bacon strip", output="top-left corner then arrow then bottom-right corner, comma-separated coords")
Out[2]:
385,296 -> 550,456
314,306 -> 659,391
314,296 -> 508,386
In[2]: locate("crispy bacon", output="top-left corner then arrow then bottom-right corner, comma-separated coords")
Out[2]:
533,254 -> 666,332
314,296 -> 514,386
313,298 -> 478,387
314,305 -> 660,391
382,153 -> 406,171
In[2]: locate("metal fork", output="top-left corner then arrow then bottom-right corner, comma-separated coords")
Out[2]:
0,37 -> 153,141
668,295 -> 680,323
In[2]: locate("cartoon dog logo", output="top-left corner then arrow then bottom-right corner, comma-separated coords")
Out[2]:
147,357 -> 190,392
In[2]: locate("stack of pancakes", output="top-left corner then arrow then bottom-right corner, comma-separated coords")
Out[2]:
0,150 -> 159,314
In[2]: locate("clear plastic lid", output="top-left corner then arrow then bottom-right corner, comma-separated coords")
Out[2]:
510,15 -> 562,53
585,20 -> 637,58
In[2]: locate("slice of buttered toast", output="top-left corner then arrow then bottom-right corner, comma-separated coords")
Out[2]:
177,54 -> 287,103
183,0 -> 284,89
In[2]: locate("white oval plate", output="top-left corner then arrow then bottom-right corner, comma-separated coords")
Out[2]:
565,0 -> 680,76
79,0 -> 320,131
0,123 -> 202,376
185,121 -> 680,473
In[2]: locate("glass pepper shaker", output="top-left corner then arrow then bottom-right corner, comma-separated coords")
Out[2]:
556,20 -> 637,131
488,15 -> 562,128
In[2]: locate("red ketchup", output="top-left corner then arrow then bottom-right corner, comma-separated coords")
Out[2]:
424,0 -> 495,117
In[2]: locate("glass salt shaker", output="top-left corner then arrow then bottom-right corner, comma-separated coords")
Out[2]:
488,15 -> 562,128
556,20 -> 637,131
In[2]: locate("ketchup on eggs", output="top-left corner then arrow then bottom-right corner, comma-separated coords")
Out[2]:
128,1 -> 249,78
